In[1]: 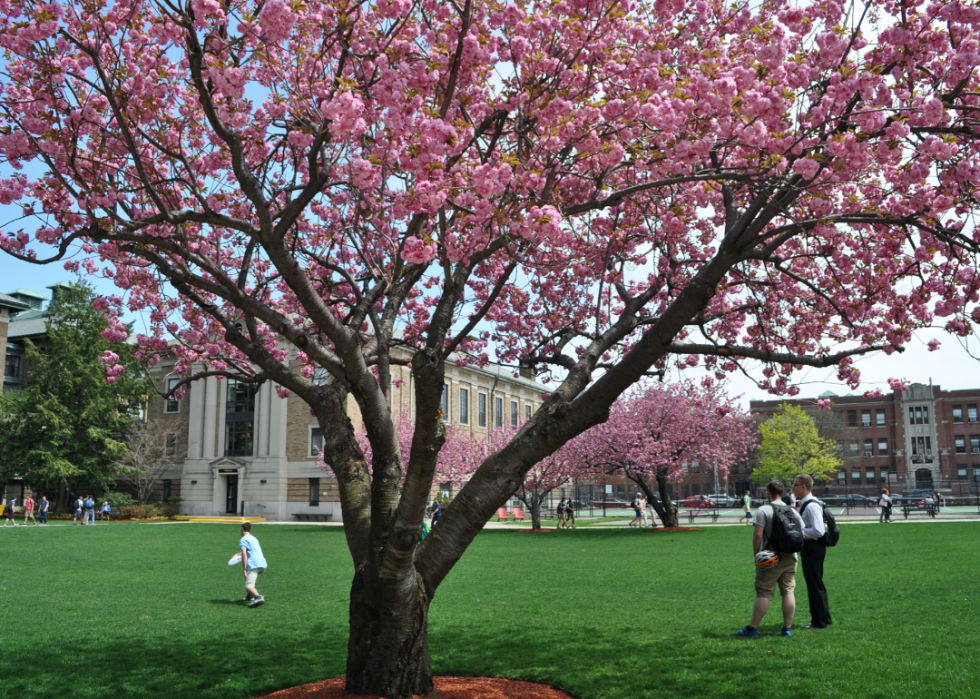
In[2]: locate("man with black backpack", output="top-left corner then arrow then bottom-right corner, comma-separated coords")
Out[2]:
736,479 -> 806,638
793,474 -> 835,629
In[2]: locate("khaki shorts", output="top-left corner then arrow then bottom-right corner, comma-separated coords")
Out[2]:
754,554 -> 797,599
245,567 -> 265,589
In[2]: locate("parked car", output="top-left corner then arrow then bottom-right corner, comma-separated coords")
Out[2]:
705,493 -> 739,507
680,495 -> 717,509
595,497 -> 631,508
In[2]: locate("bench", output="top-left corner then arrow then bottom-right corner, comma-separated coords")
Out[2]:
292,513 -> 333,522
902,505 -> 938,519
685,510 -> 719,524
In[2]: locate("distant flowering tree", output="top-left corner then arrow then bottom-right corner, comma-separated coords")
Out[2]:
1,0 -> 980,694
577,382 -> 756,527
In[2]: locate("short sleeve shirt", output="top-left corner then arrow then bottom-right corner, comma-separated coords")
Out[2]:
25,498 -> 34,510
239,533 -> 268,570
753,502 -> 805,560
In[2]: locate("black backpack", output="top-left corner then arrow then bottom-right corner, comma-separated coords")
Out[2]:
801,500 -> 841,547
766,502 -> 805,554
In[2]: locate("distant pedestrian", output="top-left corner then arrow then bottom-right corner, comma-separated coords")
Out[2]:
638,494 -> 649,527
73,496 -> 84,525
84,496 -> 95,525
38,496 -> 49,525
430,500 -> 441,527
237,522 -> 267,608
3,497 -> 17,527
932,490 -> 942,514
23,494 -> 37,526
556,499 -> 567,528
99,501 -> 111,520
742,491 -> 753,524
629,493 -> 643,528
647,500 -> 658,528
564,500 -> 576,529
878,489 -> 893,523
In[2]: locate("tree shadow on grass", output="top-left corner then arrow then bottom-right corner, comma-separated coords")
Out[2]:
0,627 -> 348,699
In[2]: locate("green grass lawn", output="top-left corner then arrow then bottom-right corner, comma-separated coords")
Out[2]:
1,521 -> 978,699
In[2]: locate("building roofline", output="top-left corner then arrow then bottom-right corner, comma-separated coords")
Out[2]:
5,288 -> 47,300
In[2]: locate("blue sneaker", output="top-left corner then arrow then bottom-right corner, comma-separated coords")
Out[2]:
736,626 -> 759,638
779,626 -> 792,637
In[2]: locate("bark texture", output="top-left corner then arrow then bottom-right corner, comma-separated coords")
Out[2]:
345,567 -> 433,698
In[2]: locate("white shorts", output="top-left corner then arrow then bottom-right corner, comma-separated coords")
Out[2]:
245,567 -> 265,589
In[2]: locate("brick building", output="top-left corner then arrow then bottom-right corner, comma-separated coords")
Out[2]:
750,383 -> 980,495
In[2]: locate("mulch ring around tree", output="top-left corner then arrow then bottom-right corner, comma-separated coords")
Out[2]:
515,528 -> 555,533
647,526 -> 699,532
254,677 -> 578,699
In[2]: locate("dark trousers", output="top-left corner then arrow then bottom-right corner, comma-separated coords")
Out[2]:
802,541 -> 832,627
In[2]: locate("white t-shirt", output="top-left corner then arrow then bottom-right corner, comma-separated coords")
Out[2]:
753,501 -> 805,560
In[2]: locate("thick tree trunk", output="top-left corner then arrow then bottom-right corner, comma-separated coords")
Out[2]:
345,567 -> 433,698
654,469 -> 679,527
530,498 -> 542,530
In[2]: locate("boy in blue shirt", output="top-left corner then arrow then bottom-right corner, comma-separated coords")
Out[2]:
238,523 -> 267,608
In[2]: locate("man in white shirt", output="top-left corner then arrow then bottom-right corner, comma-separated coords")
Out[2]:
736,479 -> 805,638
793,474 -> 832,629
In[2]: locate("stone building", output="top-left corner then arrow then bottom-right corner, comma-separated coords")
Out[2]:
750,383 -> 980,495
147,352 -> 549,521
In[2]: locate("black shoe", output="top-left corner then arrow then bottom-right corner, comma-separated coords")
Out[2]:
247,595 -> 265,608
244,594 -> 254,602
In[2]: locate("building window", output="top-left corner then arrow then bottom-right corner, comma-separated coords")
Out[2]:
165,378 -> 181,413
909,406 -> 930,425
309,478 -> 320,506
835,440 -> 844,457
510,400 -> 518,427
440,383 -> 449,420
866,467 -> 876,483
310,427 -> 323,457
953,405 -> 964,423
878,438 -> 888,455
690,460 -> 701,474
852,470 -> 861,484
847,410 -> 857,427
911,436 -> 933,463
478,393 -> 487,427
971,435 -> 980,454
969,404 -> 979,423
459,388 -> 469,425
955,435 -> 966,454
164,433 -> 177,457
439,481 -> 451,499
958,467 -> 968,480
974,467 -> 980,479
881,469 -> 890,483
848,440 -> 859,457
163,479 -> 172,501
494,396 -> 503,428
876,409 -> 886,426
863,439 -> 873,457
4,355 -> 22,378
861,410 -> 871,427
225,380 -> 255,457
525,404 -> 532,420
837,471 -> 846,484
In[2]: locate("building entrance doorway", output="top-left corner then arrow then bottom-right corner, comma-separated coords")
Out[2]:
915,468 -> 934,489
226,475 -> 239,514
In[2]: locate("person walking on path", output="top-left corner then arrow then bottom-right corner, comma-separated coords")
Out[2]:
430,500 -> 442,527
38,496 -> 49,525
629,493 -> 644,528
238,522 -> 267,608
741,491 -> 753,524
793,474 -> 833,629
23,494 -> 37,526
736,479 -> 805,638
878,489 -> 893,523
84,496 -> 96,525
556,499 -> 567,529
647,499 -> 658,528
73,496 -> 84,525
638,494 -> 649,527
3,497 -> 17,526
564,500 -> 576,529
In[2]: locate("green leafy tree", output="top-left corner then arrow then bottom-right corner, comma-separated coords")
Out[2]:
0,281 -> 150,511
754,404 -> 842,484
